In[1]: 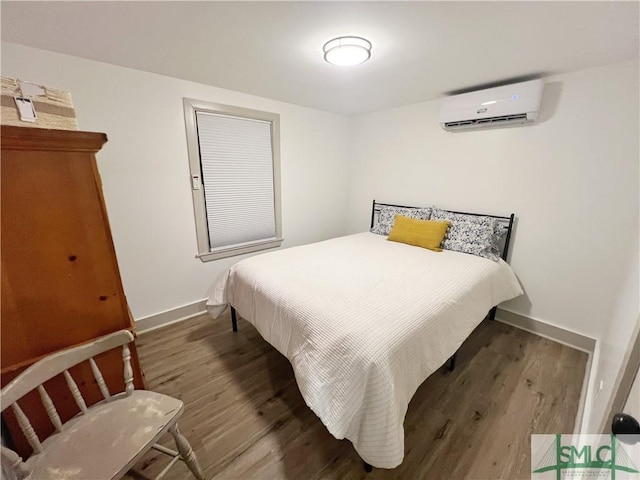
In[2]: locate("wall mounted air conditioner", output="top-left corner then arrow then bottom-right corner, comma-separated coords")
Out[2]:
439,79 -> 544,131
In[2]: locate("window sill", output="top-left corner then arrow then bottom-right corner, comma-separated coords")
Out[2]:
197,238 -> 284,262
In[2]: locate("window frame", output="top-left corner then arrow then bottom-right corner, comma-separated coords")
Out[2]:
183,98 -> 283,262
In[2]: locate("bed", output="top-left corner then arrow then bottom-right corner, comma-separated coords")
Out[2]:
205,201 -> 523,469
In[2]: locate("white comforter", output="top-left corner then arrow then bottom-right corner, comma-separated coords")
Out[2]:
206,232 -> 523,468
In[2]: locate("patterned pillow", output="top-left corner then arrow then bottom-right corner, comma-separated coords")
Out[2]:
430,208 -> 502,261
493,223 -> 509,249
371,206 -> 432,236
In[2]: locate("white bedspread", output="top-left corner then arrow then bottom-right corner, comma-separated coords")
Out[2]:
206,232 -> 523,468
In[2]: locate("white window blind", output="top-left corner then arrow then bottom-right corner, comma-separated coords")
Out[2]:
195,111 -> 277,251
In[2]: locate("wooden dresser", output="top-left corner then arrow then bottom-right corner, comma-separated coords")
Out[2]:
1,126 -> 144,456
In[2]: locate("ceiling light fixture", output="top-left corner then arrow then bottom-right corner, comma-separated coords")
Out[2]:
323,36 -> 372,67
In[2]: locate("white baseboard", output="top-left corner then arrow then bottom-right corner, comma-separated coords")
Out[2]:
135,299 -> 208,334
495,308 -> 596,353
580,343 -> 600,434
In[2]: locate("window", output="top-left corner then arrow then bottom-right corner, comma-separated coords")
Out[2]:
183,99 -> 283,261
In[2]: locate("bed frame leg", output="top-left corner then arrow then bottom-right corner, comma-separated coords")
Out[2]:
363,461 -> 373,473
448,352 -> 457,372
231,306 -> 238,332
489,306 -> 497,321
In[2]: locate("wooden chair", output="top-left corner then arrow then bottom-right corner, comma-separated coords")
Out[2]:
0,330 -> 205,480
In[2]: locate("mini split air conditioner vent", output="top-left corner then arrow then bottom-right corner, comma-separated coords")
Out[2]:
439,80 -> 544,131
443,113 -> 528,130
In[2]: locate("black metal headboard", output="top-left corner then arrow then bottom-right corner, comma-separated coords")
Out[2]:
370,200 -> 515,262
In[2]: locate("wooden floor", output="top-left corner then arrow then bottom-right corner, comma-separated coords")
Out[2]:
127,312 -> 587,480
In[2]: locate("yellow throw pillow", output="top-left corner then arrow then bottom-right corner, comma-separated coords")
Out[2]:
387,214 -> 450,252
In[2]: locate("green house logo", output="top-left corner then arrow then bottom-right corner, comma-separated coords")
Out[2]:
532,434 -> 640,480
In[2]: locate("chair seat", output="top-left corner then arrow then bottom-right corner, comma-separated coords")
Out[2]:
26,390 -> 184,480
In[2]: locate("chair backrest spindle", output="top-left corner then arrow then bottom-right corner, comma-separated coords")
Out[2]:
37,385 -> 62,432
11,403 -> 42,454
89,357 -> 111,401
122,344 -> 134,396
63,370 -> 88,414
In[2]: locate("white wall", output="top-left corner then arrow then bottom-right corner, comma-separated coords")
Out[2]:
346,59 -> 639,432
1,42 -> 351,320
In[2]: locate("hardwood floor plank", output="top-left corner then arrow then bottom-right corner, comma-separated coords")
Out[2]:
128,312 -> 587,479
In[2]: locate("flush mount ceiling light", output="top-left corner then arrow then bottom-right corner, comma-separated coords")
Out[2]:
323,36 -> 372,67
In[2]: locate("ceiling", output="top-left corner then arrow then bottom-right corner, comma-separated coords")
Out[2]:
2,1 -> 638,115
